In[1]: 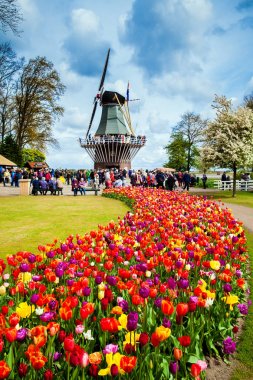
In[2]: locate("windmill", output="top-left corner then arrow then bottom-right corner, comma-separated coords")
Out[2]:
79,49 -> 146,170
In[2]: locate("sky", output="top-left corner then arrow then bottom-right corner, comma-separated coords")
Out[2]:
2,0 -> 253,169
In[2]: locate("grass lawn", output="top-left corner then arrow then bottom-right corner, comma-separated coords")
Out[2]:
192,190 -> 253,208
230,230 -> 253,380
0,196 -> 129,258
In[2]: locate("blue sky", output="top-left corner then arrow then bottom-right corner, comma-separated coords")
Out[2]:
2,0 -> 253,169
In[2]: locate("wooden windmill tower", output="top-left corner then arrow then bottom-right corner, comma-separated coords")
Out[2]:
79,49 -> 146,170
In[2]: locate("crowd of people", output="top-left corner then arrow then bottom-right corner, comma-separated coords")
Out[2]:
0,165 -> 204,195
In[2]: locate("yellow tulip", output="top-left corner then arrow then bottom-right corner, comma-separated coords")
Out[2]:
16,302 -> 35,318
210,260 -> 221,271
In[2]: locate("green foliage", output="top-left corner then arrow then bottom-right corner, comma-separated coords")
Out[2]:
165,112 -> 206,171
102,192 -> 135,211
164,132 -> 188,171
14,56 -> 65,151
0,46 -> 65,154
21,148 -> 46,166
230,230 -> 253,380
0,133 -> 22,165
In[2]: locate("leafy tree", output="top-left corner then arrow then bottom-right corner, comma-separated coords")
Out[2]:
0,133 -> 22,165
244,92 -> 253,112
0,0 -> 22,35
172,112 -> 207,171
164,132 -> 188,171
21,148 -> 46,166
0,43 -> 23,143
202,95 -> 253,197
13,56 -> 65,151
0,43 -> 23,86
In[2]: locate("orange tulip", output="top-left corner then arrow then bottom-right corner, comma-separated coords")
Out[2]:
5,327 -> 17,343
173,347 -> 183,360
59,306 -> 73,321
120,355 -> 137,373
47,322 -> 60,336
88,352 -> 102,365
161,299 -> 174,315
0,360 -> 11,379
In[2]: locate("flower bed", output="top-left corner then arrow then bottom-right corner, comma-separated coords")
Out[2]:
0,187 -> 250,379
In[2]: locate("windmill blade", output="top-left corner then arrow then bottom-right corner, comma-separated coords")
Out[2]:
98,48 -> 110,91
86,101 -> 98,139
85,49 -> 110,139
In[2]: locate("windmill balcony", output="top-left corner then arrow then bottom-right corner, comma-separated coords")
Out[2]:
79,134 -> 146,170
79,134 -> 146,146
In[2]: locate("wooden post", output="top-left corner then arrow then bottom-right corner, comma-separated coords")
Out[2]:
19,179 -> 31,196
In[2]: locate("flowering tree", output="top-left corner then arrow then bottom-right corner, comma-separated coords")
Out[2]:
202,95 -> 253,197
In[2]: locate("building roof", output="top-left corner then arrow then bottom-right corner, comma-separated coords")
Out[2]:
95,104 -> 130,136
25,161 -> 49,169
0,154 -> 17,167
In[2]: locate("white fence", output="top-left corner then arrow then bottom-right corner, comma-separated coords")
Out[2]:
214,180 -> 253,191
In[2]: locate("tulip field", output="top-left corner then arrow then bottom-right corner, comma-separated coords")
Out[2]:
0,187 -> 250,379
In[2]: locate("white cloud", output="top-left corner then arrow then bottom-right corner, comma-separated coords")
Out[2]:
71,8 -> 99,35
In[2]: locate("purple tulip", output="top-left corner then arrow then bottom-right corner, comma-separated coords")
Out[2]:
169,361 -> 179,374
16,328 -> 27,342
40,311 -> 55,322
167,277 -> 177,290
127,312 -> 138,331
223,337 -> 236,354
66,279 -> 74,286
61,243 -> 68,252
47,251 -> 55,259
232,236 -> 239,244
19,263 -> 30,272
139,287 -> 149,298
30,293 -> 40,304
117,298 -> 129,313
223,283 -> 232,292
55,267 -> 64,277
154,298 -> 162,308
95,276 -> 103,284
28,254 -> 36,263
178,278 -> 189,289
162,317 -> 171,328
48,300 -> 58,310
53,352 -> 62,361
235,270 -> 242,278
157,243 -> 164,251
237,303 -> 248,315
106,276 -> 117,286
32,275 -> 42,282
82,287 -> 91,296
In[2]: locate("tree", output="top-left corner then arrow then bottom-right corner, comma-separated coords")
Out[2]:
21,148 -> 46,166
202,95 -> 253,197
244,92 -> 253,112
0,133 -> 22,165
164,132 -> 188,171
172,112 -> 207,171
13,56 -> 65,151
0,43 -> 23,143
0,0 -> 22,35
0,43 -> 23,86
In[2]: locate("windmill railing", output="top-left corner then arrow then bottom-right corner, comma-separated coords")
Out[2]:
80,135 -> 146,146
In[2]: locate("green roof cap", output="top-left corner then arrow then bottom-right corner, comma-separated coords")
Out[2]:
95,105 -> 130,135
